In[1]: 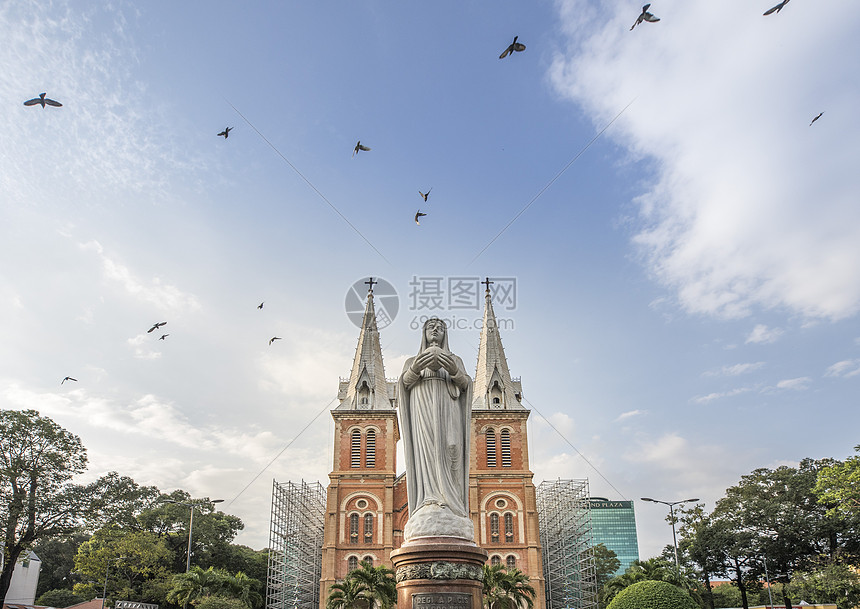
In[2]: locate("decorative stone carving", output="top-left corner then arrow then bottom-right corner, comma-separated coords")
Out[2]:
395,561 -> 484,583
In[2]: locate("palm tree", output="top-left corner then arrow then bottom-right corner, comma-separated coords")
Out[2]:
482,565 -> 536,609
167,566 -> 226,607
349,561 -> 396,609
326,577 -> 366,609
222,571 -> 263,608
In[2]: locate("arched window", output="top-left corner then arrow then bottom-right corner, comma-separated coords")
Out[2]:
490,513 -> 500,543
504,513 -> 514,541
506,555 -> 516,569
364,513 -> 374,542
351,430 -> 361,468
347,556 -> 358,572
490,555 -> 501,567
500,429 -> 511,467
362,556 -> 374,566
486,428 -> 497,468
366,429 -> 376,468
349,513 -> 359,544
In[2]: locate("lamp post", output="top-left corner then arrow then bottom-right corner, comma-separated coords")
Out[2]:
164,499 -> 224,572
640,497 -> 699,572
101,556 -> 129,609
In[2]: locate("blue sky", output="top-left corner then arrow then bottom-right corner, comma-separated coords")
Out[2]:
2,0 -> 859,560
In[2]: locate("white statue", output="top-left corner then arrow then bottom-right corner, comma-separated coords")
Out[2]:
397,318 -> 474,541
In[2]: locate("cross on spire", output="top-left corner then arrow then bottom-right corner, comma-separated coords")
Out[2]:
365,277 -> 378,294
482,277 -> 494,294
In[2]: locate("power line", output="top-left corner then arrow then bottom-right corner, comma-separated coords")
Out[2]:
226,397 -> 336,507
225,99 -> 392,266
469,97 -> 637,265
523,395 -> 629,501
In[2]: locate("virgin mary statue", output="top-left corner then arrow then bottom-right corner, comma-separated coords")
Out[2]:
397,318 -> 474,541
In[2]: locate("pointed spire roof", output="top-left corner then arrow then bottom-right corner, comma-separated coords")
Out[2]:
337,288 -> 393,410
473,283 -> 524,410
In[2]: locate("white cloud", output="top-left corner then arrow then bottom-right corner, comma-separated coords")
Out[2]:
551,0 -> 860,321
79,240 -> 201,315
692,386 -> 753,404
746,324 -> 784,344
774,377 -> 812,391
614,409 -> 646,422
704,362 -> 765,377
825,359 -> 860,378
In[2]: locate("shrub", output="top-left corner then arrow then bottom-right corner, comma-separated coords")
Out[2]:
607,580 -> 699,609
195,597 -> 250,609
36,589 -> 86,608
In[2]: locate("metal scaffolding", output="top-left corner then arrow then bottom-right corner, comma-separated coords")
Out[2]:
537,479 -> 597,609
267,480 -> 326,609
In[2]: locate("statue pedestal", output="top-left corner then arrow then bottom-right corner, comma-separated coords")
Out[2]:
390,537 -> 488,609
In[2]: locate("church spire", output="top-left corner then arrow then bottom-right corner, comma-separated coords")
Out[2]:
473,279 -> 523,410
337,282 -> 393,410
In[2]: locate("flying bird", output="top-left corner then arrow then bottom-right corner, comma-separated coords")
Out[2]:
499,36 -> 526,59
217,127 -> 232,138
258,302 -> 264,309
269,337 -> 282,345
353,141 -> 371,157
763,0 -> 790,15
148,322 -> 167,333
61,376 -> 77,384
419,189 -> 432,202
415,210 -> 427,225
159,334 -> 169,340
24,93 -> 62,108
631,4 -> 660,30
809,112 -> 823,126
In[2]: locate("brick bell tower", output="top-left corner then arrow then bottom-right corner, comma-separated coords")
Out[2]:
319,287 -> 400,603
470,284 -> 546,609
320,283 -> 545,609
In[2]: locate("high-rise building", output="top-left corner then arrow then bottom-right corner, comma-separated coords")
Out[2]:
587,498 -> 639,575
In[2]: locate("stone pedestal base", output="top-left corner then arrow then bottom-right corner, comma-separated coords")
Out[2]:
390,537 -> 488,609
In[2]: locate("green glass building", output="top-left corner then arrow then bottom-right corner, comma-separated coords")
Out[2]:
589,497 -> 639,576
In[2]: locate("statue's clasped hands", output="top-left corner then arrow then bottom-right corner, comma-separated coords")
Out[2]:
411,346 -> 459,376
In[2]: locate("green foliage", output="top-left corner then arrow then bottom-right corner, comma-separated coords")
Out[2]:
0,409 -> 89,605
786,561 -> 860,609
33,531 -> 91,597
196,597 -> 250,609
166,566 -> 261,609
325,561 -> 396,609
482,564 -> 537,609
72,527 -> 173,604
602,558 -> 701,607
592,544 -> 621,587
606,580 -> 699,609
35,588 -> 87,607
815,446 -> 860,517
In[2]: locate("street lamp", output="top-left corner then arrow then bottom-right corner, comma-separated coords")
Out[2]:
640,497 -> 699,572
163,499 -> 224,572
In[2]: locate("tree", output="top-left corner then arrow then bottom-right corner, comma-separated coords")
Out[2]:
33,531 -> 91,596
167,566 -> 229,607
347,561 -> 396,609
0,410 -> 88,606
482,564 -> 537,609
592,544 -> 621,588
35,589 -> 86,607
72,527 -> 173,604
786,560 -> 860,609
815,446 -> 860,515
602,558 -> 700,607
326,577 -> 366,609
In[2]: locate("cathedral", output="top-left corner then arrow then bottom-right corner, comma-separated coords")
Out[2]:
318,286 -> 546,609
